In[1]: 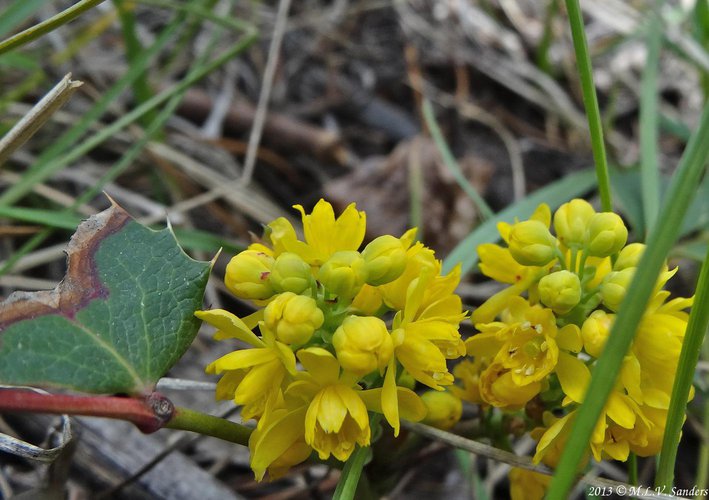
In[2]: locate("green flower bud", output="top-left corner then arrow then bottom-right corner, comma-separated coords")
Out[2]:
600,268 -> 635,312
269,252 -> 313,294
224,250 -> 275,300
586,213 -> 628,257
361,235 -> 407,285
508,220 -> 557,266
538,270 -> 582,314
581,310 -> 613,358
614,243 -> 645,271
332,315 -> 393,376
317,251 -> 368,299
553,199 -> 595,247
264,292 -> 324,345
421,390 -> 462,430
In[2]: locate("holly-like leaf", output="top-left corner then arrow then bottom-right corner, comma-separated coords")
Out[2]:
0,203 -> 211,395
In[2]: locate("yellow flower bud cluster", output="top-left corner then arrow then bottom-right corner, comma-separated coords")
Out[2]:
461,198 -> 693,482
198,199 -> 467,481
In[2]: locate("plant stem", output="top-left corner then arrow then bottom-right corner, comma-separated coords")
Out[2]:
166,406 -> 252,446
627,453 -> 638,486
0,0 -> 107,56
564,0 -> 612,212
0,388 -> 172,433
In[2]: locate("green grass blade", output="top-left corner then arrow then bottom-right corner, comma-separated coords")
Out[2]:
0,1 -> 46,39
0,0 -> 107,56
546,103 -> 709,500
0,206 -> 78,230
422,99 -> 494,220
443,169 -> 597,275
655,243 -> 709,488
333,445 -> 370,500
640,8 -> 663,235
115,0 -> 156,127
564,0 -> 612,212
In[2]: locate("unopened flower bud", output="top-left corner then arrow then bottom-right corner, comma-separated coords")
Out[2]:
421,390 -> 462,430
332,315 -> 393,375
586,213 -> 628,257
264,292 -> 324,345
269,252 -> 313,294
225,250 -> 275,300
614,243 -> 645,271
600,268 -> 635,312
317,251 -> 368,299
361,235 -> 407,285
508,220 -> 557,266
553,199 -> 595,247
538,270 -> 582,314
581,310 -> 613,358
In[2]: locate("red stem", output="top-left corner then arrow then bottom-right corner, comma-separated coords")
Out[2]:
0,388 -> 174,433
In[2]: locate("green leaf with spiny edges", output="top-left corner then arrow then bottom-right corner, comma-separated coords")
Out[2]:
0,203 -> 211,395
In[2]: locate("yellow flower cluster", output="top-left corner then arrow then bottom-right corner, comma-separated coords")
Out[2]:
454,199 -> 692,496
197,199 -> 467,480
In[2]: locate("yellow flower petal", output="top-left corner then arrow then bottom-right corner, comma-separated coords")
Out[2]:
196,309 -> 262,347
314,386 -> 348,433
297,347 -> 341,383
478,243 -> 527,284
335,385 -> 369,431
555,352 -> 589,403
207,347 -> 276,373
250,405 -> 308,481
556,324 -> 582,353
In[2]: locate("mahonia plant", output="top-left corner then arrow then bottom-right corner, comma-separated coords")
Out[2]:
198,199 -> 467,480
449,199 -> 693,498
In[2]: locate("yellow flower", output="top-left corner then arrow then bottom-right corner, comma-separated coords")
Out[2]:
614,243 -> 645,271
508,220 -> 557,266
361,234 -> 409,285
421,390 -> 462,430
263,292 -> 324,345
317,250 -> 368,299
450,358 -> 486,405
553,198 -> 595,248
468,298 -> 559,399
509,468 -> 550,500
632,291 -> 693,409
532,411 -> 578,467
389,267 -> 466,390
269,252 -> 313,294
538,270 -> 581,315
224,250 -> 276,301
264,199 -> 366,267
600,268 -> 635,312
332,315 -> 393,376
198,309 -> 296,420
554,348 -> 652,462
377,238 -> 437,311
248,398 -> 310,481
586,212 -> 628,257
478,362 -> 541,409
581,310 -> 612,358
288,348 -> 371,461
